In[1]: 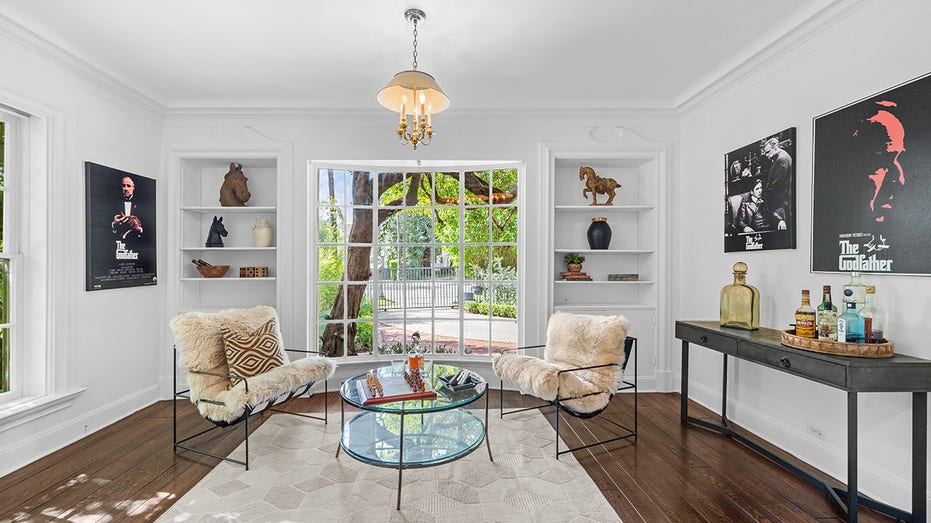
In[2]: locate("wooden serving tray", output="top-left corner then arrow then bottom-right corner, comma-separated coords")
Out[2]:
780,329 -> 894,358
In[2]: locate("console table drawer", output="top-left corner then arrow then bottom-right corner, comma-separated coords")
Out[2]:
740,342 -> 846,387
675,324 -> 738,356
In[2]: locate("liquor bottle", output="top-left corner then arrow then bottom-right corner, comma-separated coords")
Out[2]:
794,289 -> 817,338
720,262 -> 760,330
858,285 -> 884,343
837,301 -> 863,343
842,271 -> 866,310
815,285 -> 838,341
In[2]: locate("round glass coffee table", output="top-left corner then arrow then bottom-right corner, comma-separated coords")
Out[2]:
336,363 -> 492,510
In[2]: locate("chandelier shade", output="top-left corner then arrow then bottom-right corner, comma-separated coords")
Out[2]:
377,70 -> 450,115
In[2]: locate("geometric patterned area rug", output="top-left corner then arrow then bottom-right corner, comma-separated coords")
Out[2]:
158,410 -> 621,522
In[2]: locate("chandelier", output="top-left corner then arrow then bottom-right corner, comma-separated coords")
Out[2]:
377,8 -> 449,151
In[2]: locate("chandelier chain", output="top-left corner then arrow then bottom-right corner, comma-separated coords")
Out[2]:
411,18 -> 419,70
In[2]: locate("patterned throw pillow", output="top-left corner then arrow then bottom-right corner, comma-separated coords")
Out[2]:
222,318 -> 286,382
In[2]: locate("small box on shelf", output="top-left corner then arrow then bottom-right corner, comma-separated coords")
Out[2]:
239,266 -> 269,278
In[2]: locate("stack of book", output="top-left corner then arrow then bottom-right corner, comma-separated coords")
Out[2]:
561,271 -> 593,281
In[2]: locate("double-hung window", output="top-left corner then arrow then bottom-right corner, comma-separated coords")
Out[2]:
0,108 -> 19,397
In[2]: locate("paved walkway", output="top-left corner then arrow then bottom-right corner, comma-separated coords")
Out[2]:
375,308 -> 517,356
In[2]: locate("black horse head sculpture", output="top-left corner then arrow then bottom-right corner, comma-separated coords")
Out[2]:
205,216 -> 228,247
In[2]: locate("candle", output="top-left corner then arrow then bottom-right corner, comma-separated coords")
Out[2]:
399,102 -> 405,125
427,105 -> 432,127
419,92 -> 425,121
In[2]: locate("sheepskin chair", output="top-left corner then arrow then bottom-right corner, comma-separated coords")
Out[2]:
492,311 -> 637,458
170,305 -> 335,469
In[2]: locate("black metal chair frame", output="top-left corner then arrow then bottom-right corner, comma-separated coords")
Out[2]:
499,336 -> 637,459
172,346 -> 329,470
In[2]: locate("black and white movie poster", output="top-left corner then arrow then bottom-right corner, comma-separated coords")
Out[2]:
85,162 -> 157,290
724,127 -> 797,252
812,73 -> 931,275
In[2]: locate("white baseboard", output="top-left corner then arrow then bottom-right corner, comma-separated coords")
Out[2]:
0,385 -> 161,477
685,378 -> 921,512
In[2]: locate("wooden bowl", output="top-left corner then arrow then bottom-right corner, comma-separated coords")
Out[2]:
196,265 -> 230,278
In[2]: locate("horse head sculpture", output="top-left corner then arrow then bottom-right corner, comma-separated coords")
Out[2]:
205,216 -> 228,247
219,162 -> 251,207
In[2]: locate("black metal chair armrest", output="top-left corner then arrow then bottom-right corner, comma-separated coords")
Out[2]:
285,348 -> 326,355
556,362 -> 619,375
190,369 -> 250,391
498,343 -> 545,354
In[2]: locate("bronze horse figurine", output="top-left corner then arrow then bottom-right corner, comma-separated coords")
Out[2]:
219,162 -> 251,206
579,166 -> 621,206
205,216 -> 228,247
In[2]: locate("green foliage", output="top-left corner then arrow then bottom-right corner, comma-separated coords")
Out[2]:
355,322 -> 373,350
464,300 -> 517,318
564,253 -> 585,264
468,257 -> 517,306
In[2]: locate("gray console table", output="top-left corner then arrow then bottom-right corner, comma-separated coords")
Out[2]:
677,320 -> 929,523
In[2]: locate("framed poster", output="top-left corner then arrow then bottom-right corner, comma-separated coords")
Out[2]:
812,72 -> 931,275
85,162 -> 157,290
724,127 -> 797,252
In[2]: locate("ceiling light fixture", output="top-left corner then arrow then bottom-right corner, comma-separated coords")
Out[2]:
377,8 -> 449,151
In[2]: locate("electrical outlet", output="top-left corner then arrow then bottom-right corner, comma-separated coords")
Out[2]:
806,423 -> 824,440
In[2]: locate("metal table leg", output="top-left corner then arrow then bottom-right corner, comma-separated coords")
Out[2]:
681,340 -> 689,422
914,392 -> 927,523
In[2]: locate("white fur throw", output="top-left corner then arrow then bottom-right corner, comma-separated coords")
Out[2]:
169,306 -> 335,424
492,312 -> 629,414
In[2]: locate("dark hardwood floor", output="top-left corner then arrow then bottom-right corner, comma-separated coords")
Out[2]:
0,391 -> 893,522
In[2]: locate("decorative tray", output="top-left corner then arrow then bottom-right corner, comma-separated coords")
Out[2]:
437,374 -> 481,392
356,371 -> 437,406
780,329 -> 894,358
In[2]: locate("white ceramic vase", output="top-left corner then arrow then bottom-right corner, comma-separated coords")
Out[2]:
252,218 -> 273,247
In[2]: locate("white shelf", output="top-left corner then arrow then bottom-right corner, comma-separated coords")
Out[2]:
181,277 -> 276,282
554,304 -> 657,311
181,247 -> 276,251
555,280 -> 654,285
554,205 -> 653,212
554,249 -> 653,254
182,206 -> 276,213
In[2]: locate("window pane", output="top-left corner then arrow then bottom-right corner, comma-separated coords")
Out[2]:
434,209 -> 460,243
434,172 -> 460,206
317,284 -> 341,320
353,321 -> 373,354
463,246 -> 490,279
0,259 -> 8,324
0,120 -> 5,186
317,207 -> 344,243
491,168 -> 518,205
0,327 -> 7,393
318,246 -> 343,282
318,321 -> 345,357
318,169 -> 344,205
464,207 -> 490,243
0,191 -> 5,251
347,171 -> 374,206
491,207 -> 517,243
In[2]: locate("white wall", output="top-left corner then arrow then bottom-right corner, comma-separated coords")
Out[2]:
0,19 -> 164,474
161,113 -> 679,388
676,0 -> 931,508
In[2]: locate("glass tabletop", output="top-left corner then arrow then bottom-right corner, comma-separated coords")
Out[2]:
340,363 -> 487,413
340,408 -> 486,467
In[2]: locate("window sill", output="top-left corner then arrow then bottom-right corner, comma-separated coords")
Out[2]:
0,388 -> 87,433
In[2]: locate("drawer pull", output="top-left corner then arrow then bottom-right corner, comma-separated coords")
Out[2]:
699,335 -> 708,343
779,356 -> 791,369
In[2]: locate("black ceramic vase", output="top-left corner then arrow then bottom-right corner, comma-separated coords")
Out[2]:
587,217 -> 612,249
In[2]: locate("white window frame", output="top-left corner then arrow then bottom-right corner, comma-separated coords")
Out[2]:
0,108 -> 21,400
0,100 -> 83,427
309,161 -> 522,362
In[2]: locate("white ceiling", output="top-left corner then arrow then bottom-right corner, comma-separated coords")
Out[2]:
0,0 -> 836,111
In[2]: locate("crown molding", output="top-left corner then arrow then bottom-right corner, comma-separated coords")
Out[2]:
0,14 -> 165,123
676,0 -> 897,118
162,106 -> 680,122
